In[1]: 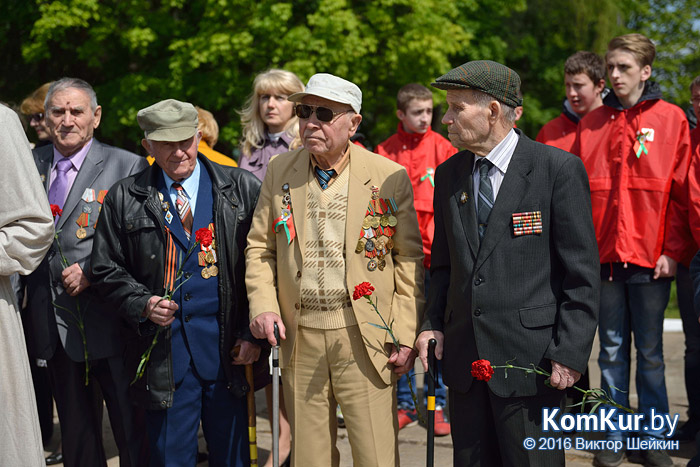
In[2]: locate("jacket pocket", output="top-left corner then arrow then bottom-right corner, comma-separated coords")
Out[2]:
519,304 -> 556,329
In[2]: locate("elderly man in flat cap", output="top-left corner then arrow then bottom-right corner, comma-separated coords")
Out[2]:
414,61 -> 600,466
246,73 -> 425,466
90,99 -> 263,466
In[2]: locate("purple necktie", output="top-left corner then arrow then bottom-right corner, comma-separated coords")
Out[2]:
48,157 -> 73,218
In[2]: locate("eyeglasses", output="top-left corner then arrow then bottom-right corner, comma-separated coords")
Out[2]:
294,104 -> 350,122
29,113 -> 44,121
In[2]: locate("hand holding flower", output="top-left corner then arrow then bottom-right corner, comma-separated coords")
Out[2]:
61,263 -> 91,296
144,295 -> 178,327
549,360 -> 581,390
388,344 -> 417,375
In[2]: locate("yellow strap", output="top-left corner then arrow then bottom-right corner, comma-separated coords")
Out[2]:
427,396 -> 435,411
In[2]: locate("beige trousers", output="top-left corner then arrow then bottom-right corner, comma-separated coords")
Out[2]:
282,325 -> 399,467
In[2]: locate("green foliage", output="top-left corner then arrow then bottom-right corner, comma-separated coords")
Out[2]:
2,0 -> 698,153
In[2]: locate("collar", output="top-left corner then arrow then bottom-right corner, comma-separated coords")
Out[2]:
472,128 -> 519,175
162,159 -> 201,197
603,81 -> 663,110
52,139 -> 93,171
396,121 -> 432,143
310,144 -> 351,176
266,131 -> 293,147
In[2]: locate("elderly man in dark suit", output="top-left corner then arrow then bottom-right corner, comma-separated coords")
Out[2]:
23,77 -> 149,467
415,61 -> 600,466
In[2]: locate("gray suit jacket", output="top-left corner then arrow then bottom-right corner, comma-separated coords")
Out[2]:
421,130 -> 600,398
25,139 -> 148,361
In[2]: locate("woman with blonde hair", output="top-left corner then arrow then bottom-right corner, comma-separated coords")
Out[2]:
239,69 -> 304,181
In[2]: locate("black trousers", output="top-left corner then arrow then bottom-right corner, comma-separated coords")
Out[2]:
450,382 -> 565,467
47,344 -> 148,467
29,359 -> 54,446
678,265 -> 700,423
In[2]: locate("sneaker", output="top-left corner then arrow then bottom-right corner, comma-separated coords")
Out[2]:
642,449 -> 673,467
592,449 -> 624,467
336,405 -> 345,428
397,408 -> 418,430
434,406 -> 451,436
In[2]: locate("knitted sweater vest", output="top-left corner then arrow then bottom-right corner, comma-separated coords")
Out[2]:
299,166 -> 356,329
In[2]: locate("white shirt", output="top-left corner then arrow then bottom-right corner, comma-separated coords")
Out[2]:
472,129 -> 519,213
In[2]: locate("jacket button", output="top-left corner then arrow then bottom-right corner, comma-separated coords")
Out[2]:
184,315 -> 192,322
184,272 -> 192,279
296,271 -> 302,278
184,293 -> 191,301
160,400 -> 167,407
474,308 -> 482,317
294,303 -> 300,310
474,277 -> 483,285
53,280 -> 60,287
126,223 -> 133,230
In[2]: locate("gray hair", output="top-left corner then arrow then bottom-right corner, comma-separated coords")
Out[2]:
471,89 -> 517,125
45,78 -> 99,111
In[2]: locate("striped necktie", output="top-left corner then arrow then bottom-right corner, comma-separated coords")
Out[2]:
477,158 -> 494,240
173,183 -> 193,239
314,166 -> 336,190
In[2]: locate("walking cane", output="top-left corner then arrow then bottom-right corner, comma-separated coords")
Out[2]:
272,323 -> 281,467
246,363 -> 258,466
426,338 -> 438,467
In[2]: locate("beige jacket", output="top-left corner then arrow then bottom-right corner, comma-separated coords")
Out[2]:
245,144 -> 425,384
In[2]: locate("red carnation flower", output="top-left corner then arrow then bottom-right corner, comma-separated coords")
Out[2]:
50,204 -> 62,218
195,228 -> 213,248
471,359 -> 494,382
352,282 -> 375,301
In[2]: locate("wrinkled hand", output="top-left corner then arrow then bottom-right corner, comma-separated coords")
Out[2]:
61,263 -> 90,296
230,339 -> 261,366
144,295 -> 178,327
549,360 -> 581,390
388,344 -> 416,375
249,312 -> 285,346
654,254 -> 677,279
415,330 -> 444,372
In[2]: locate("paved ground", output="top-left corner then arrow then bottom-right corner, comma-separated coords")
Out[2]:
45,320 -> 697,466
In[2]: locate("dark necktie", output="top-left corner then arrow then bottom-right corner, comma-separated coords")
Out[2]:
173,183 -> 193,239
314,166 -> 336,190
48,157 -> 73,221
477,158 -> 494,240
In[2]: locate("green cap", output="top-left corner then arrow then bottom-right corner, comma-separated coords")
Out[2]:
432,60 -> 523,107
137,99 -> 198,142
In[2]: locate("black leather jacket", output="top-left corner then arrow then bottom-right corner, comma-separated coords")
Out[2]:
90,155 -> 262,410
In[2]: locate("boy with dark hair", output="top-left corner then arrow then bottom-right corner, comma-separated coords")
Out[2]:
574,33 -> 692,467
537,51 -> 606,152
376,83 -> 455,436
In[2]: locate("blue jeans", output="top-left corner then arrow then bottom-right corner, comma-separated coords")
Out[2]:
598,274 -> 671,440
397,267 -> 447,410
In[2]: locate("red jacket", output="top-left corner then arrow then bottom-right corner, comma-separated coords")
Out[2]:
376,123 -> 456,268
686,126 -> 700,264
573,83 -> 692,268
536,113 -> 578,152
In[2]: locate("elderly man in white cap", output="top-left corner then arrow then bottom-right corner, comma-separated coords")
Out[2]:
91,99 -> 264,466
246,73 -> 425,466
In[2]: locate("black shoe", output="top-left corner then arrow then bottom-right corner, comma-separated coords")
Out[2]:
641,449 -> 673,467
593,449 -> 624,467
196,450 -> 208,463
673,419 -> 700,441
45,452 -> 63,465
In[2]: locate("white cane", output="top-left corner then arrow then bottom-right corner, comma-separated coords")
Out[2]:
272,323 -> 281,467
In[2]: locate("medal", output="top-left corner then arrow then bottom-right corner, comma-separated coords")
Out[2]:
370,216 -> 380,228
355,239 -> 366,253
82,205 -> 92,214
75,211 -> 89,239
201,267 -> 211,279
367,259 -> 377,271
365,239 -> 375,252
165,211 -> 173,224
380,215 -> 389,227
362,216 -> 372,229
388,215 -> 397,227
208,265 -> 219,277
377,258 -> 386,271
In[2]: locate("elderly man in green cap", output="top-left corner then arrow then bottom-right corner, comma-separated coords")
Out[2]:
90,99 -> 264,466
415,60 -> 600,466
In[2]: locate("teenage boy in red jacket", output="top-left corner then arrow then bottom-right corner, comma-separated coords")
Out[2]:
574,34 -> 692,467
376,83 -> 455,436
537,51 -> 606,152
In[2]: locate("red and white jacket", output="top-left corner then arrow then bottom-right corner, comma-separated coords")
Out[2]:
572,82 -> 692,269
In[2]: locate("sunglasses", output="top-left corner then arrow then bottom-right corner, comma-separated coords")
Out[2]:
29,113 -> 44,121
295,104 -> 350,122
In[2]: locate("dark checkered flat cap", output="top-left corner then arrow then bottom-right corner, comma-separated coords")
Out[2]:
432,60 -> 523,107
